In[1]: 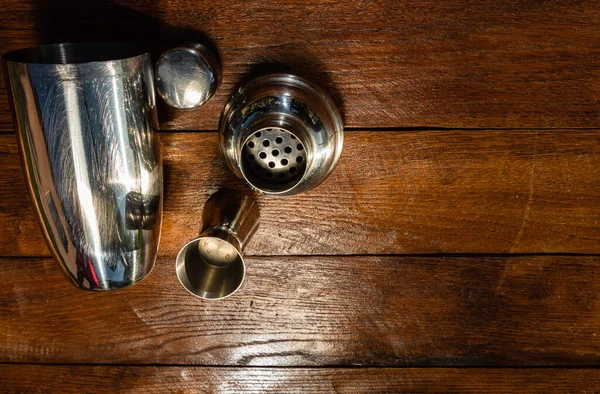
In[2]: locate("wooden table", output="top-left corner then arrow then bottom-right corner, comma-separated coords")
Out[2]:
1,1 -> 600,392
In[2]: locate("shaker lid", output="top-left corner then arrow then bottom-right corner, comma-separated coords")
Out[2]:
155,43 -> 220,110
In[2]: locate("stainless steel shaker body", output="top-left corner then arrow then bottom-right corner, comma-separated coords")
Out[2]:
3,43 -> 163,290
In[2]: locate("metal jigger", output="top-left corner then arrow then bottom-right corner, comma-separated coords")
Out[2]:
176,189 -> 259,300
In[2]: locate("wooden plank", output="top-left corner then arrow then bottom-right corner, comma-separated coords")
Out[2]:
1,1 -> 600,130
1,255 -> 600,365
1,130 -> 599,257
2,365 -> 600,393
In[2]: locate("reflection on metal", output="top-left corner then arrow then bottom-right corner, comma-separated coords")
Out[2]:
155,42 -> 220,110
3,43 -> 163,291
176,189 -> 259,300
219,73 -> 344,196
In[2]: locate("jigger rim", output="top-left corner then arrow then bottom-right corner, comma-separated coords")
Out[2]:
2,42 -> 148,65
175,235 -> 246,301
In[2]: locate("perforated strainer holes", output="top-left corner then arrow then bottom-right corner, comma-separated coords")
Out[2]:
241,127 -> 307,188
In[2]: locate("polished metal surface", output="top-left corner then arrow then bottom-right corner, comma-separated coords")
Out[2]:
219,73 -> 344,195
3,43 -> 163,291
155,43 -> 220,110
176,189 -> 259,300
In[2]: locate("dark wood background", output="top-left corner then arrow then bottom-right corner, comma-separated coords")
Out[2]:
1,0 -> 600,392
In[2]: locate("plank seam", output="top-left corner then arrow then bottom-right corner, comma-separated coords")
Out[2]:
2,253 -> 599,260
2,127 -> 600,134
2,362 -> 600,369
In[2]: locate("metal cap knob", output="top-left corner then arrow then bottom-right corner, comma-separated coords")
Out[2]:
155,43 -> 220,110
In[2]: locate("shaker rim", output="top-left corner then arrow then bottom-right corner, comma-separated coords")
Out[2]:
2,42 -> 148,65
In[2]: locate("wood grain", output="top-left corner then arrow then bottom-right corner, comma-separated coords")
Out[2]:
2,365 -> 600,393
2,0 -> 600,386
1,0 -> 600,130
2,255 -> 600,366
2,130 -> 600,257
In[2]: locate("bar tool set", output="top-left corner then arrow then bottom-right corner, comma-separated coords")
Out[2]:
3,40 -> 343,298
